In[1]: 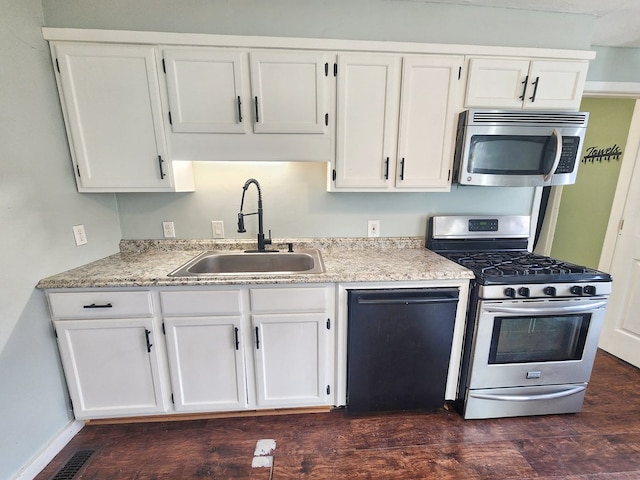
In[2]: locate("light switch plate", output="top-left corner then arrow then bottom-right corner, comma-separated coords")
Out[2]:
212,220 -> 225,239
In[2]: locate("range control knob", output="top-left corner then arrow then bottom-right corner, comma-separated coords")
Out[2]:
504,287 -> 516,298
518,287 -> 530,298
584,285 -> 597,296
570,285 -> 584,296
543,286 -> 557,297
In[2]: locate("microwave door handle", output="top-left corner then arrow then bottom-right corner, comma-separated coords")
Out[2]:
543,128 -> 563,182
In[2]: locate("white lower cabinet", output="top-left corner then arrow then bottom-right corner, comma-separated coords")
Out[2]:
164,316 -> 248,412
47,285 -> 335,419
54,317 -> 167,420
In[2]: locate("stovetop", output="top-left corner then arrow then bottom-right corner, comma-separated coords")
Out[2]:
426,215 -> 612,287
440,249 -> 612,286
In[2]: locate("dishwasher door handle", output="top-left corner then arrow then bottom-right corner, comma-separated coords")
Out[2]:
356,297 -> 458,305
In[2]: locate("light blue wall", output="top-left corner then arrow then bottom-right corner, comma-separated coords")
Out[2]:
588,46 -> 640,82
0,1 -> 121,478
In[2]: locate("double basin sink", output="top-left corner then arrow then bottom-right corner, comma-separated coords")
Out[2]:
168,249 -> 325,276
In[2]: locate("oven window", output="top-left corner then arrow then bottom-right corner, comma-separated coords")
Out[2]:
468,135 -> 556,175
488,314 -> 591,364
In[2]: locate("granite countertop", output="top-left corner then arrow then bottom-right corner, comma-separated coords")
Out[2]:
36,237 -> 474,289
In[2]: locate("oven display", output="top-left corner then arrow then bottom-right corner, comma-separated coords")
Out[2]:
469,219 -> 498,232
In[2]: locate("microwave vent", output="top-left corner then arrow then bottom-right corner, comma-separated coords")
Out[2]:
470,111 -> 588,126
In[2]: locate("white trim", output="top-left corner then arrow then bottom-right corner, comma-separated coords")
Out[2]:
534,186 -> 563,256
13,420 -> 84,480
584,81 -> 640,98
599,99 -> 640,273
41,27 -> 596,60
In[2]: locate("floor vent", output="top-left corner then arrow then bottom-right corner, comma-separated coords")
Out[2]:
50,449 -> 95,480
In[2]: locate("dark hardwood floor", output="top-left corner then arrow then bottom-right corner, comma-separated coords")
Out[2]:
37,350 -> 640,479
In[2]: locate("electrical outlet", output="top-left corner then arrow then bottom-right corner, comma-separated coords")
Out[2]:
211,221 -> 225,239
72,224 -> 87,246
367,220 -> 380,238
162,221 -> 176,238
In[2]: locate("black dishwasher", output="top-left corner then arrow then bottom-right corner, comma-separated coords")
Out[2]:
347,288 -> 459,413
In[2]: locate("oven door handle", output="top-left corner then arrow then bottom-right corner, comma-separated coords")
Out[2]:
543,128 -> 563,182
470,385 -> 586,402
484,301 -> 607,315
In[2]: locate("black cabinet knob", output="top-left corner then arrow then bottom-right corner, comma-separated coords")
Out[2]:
543,286 -> 557,297
504,287 -> 516,298
518,287 -> 530,298
584,285 -> 597,296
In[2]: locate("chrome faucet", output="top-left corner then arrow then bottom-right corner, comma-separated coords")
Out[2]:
237,178 -> 273,252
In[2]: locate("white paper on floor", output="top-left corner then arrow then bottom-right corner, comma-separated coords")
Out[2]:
252,438 -> 276,468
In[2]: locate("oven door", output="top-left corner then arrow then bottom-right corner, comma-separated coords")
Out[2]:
468,297 -> 608,390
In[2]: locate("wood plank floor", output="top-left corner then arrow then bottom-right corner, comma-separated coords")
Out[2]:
37,350 -> 640,479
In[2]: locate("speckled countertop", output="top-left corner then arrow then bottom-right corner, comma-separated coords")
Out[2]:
36,237 -> 474,289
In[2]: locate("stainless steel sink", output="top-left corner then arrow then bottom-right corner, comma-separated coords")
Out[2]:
168,249 -> 325,276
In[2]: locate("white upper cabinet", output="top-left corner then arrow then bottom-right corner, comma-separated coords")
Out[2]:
465,57 -> 589,110
250,51 -> 328,134
52,43 -> 194,192
334,53 -> 402,190
163,49 -> 246,134
332,53 -> 463,191
162,48 -> 333,162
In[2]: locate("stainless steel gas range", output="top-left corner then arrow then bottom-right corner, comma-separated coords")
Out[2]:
427,215 -> 612,419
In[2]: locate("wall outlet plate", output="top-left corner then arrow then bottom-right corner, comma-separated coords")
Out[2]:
162,221 -> 176,238
367,220 -> 380,238
72,224 -> 87,246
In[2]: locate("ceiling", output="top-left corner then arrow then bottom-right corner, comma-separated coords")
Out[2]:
421,0 -> 640,47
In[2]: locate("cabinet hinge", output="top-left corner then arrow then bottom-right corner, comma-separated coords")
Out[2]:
325,62 -> 329,77
326,318 -> 331,330
162,58 -> 166,74
171,394 -> 175,404
619,218 -> 625,232
53,328 -> 58,339
168,111 -> 173,125
76,164 -> 81,178
162,322 -> 166,335
458,66 -> 462,80
326,385 -> 331,395
334,63 -> 338,77
325,113 -> 329,126
332,169 -> 337,182
448,169 -> 451,181
55,58 -> 60,73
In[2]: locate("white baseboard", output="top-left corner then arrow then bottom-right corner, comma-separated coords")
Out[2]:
13,420 -> 84,480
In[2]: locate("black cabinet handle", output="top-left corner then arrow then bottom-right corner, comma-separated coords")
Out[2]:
529,76 -> 540,102
144,329 -> 153,353
157,155 -> 166,180
254,96 -> 259,123
234,327 -> 239,351
384,157 -> 389,180
400,158 -> 405,181
255,326 -> 260,349
83,303 -> 112,309
519,75 -> 529,100
237,96 -> 242,123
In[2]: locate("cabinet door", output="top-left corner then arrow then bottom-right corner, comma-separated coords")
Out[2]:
250,51 -> 329,134
252,313 -> 330,408
395,55 -> 464,190
164,316 -> 247,412
524,60 -> 588,110
54,318 -> 166,419
163,48 -> 247,133
54,43 -> 172,190
334,53 -> 401,188
464,58 -> 531,108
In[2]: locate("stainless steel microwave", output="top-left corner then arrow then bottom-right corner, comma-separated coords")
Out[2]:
453,110 -> 589,187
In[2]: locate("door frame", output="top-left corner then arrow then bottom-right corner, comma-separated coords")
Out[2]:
535,81 -> 640,262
